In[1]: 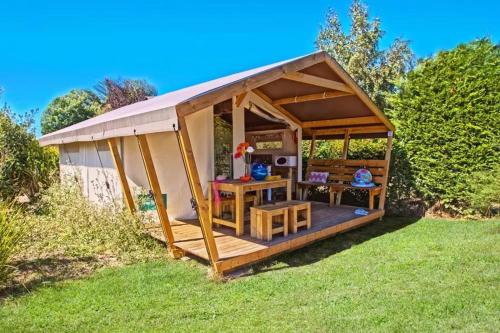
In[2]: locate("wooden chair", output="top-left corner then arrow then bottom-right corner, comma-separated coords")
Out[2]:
250,204 -> 288,241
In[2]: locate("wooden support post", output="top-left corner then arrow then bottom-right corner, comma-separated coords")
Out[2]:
303,133 -> 316,201
286,179 -> 292,201
107,138 -> 136,213
232,96 -> 246,179
177,116 -> 220,265
342,129 -> 350,159
336,129 -> 350,205
378,132 -> 393,211
136,135 -> 175,247
309,134 -> 316,159
297,127 -> 303,183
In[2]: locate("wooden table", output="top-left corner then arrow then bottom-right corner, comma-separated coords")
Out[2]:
208,179 -> 292,236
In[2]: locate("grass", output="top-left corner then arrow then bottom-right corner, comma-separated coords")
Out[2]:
0,217 -> 499,332
0,182 -> 164,297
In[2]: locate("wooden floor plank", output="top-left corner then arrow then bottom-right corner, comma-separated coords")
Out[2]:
149,203 -> 383,273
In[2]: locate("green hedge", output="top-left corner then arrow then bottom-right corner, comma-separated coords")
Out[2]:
388,39 -> 500,215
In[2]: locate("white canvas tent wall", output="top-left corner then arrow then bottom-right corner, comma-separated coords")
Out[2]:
57,107 -> 214,219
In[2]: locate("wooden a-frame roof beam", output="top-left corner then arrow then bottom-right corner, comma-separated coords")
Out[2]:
177,52 -> 327,117
302,116 -> 381,129
273,90 -> 353,105
282,72 -> 354,94
251,88 -> 303,127
321,57 -> 395,132
177,51 -> 395,132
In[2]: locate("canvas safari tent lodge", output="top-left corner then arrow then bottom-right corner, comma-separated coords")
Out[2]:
39,51 -> 395,275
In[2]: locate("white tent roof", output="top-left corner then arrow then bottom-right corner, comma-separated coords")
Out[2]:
39,53 -> 317,146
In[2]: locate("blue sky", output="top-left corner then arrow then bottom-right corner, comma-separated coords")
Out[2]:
0,0 -> 498,128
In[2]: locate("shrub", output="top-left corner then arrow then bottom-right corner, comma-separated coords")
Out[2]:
466,165 -> 500,217
21,181 -> 163,263
389,39 -> 500,215
0,107 -> 59,200
0,203 -> 22,286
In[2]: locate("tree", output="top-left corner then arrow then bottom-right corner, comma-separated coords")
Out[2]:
389,39 -> 500,215
312,1 -> 415,214
95,78 -> 157,112
316,0 -> 414,109
41,89 -> 102,135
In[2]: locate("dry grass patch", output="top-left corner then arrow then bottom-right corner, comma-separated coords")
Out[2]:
0,182 -> 165,299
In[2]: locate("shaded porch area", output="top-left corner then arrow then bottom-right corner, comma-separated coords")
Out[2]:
149,203 -> 384,273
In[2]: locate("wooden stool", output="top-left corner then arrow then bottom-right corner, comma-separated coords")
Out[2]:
245,194 -> 258,208
250,204 -> 288,241
284,200 -> 311,233
212,197 -> 236,227
212,194 -> 259,227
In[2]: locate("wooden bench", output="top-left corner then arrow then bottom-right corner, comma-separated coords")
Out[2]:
297,159 -> 389,209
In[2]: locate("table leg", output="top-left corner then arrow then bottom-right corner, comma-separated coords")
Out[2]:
368,190 -> 374,210
235,187 -> 245,236
329,189 -> 335,208
256,190 -> 263,205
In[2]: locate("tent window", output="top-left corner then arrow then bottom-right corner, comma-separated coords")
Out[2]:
256,141 -> 283,150
253,132 -> 284,151
96,140 -> 110,151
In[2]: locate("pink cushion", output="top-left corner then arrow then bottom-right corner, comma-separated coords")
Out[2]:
308,171 -> 329,184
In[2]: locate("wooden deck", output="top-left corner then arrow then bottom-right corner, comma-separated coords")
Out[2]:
149,202 -> 384,273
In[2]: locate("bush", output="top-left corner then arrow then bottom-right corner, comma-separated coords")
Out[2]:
389,39 -> 500,215
0,203 -> 22,286
0,107 -> 59,201
21,181 -> 162,262
466,165 -> 500,217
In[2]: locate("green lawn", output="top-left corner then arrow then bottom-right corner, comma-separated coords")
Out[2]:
1,217 -> 499,332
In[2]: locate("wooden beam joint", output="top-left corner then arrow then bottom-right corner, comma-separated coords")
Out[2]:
235,92 -> 248,107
